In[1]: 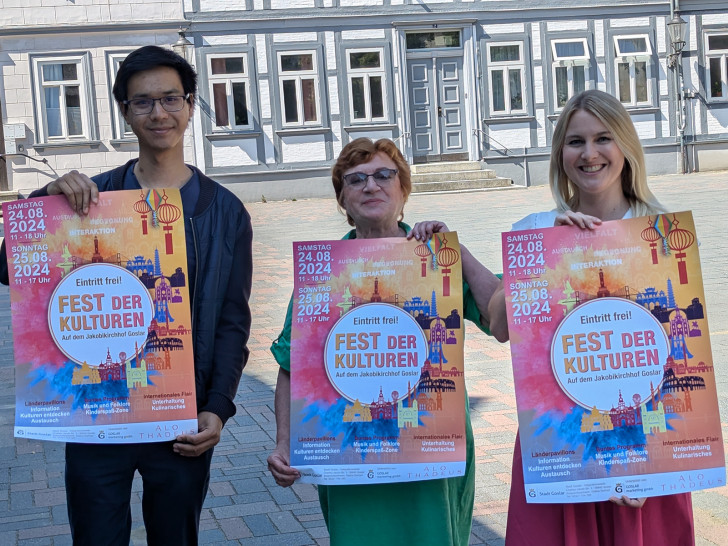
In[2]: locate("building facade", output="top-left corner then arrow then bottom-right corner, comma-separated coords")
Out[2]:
1,0 -> 727,201
0,0 -> 189,193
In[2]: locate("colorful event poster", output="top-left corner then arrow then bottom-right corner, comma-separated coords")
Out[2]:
503,211 -> 725,503
3,190 -> 198,443
290,234 -> 467,485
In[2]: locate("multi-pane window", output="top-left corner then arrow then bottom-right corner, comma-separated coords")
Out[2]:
278,51 -> 320,127
613,35 -> 652,106
706,34 -> 728,100
108,53 -> 134,139
209,55 -> 252,130
33,57 -> 90,141
346,49 -> 386,123
487,43 -> 526,115
551,39 -> 590,109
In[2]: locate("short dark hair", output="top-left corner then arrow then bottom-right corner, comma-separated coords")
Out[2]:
113,45 -> 197,106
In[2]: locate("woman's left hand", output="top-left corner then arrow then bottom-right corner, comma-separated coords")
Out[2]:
408,220 -> 449,242
267,448 -> 300,488
608,495 -> 646,508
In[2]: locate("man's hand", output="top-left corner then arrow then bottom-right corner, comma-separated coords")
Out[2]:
47,170 -> 99,216
267,448 -> 300,487
173,411 -> 223,457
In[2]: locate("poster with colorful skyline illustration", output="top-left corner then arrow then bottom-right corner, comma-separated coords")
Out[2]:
3,190 -> 198,443
503,211 -> 725,503
290,234 -> 467,485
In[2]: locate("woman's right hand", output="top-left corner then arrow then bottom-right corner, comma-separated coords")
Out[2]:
267,447 -> 300,487
407,220 -> 449,242
554,211 -> 602,229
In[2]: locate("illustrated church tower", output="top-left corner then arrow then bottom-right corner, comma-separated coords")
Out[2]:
154,276 -> 175,326
427,291 -> 447,367
154,248 -> 162,277
669,308 -> 693,364
597,269 -> 610,298
91,236 -> 103,263
666,279 -> 676,308
126,342 -> 148,389
682,386 -> 693,412
370,277 -> 382,302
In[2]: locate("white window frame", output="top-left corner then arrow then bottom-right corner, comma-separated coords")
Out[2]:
107,52 -> 135,140
207,53 -> 253,131
613,34 -> 653,107
486,41 -> 527,116
277,50 -> 321,128
32,54 -> 92,143
346,48 -> 387,123
705,32 -> 728,101
551,38 -> 590,110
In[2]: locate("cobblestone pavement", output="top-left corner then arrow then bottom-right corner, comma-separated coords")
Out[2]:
0,171 -> 727,545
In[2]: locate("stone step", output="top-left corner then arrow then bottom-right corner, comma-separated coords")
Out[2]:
410,161 -> 482,174
412,177 -> 512,193
0,190 -> 19,202
411,169 -> 497,183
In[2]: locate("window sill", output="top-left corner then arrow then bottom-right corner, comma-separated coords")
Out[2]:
205,131 -> 262,140
275,127 -> 330,136
344,123 -> 398,131
110,138 -> 138,146
547,106 -> 659,120
483,116 -> 535,123
33,140 -> 102,151
624,106 -> 660,114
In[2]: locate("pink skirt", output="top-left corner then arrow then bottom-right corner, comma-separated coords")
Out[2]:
506,433 -> 695,546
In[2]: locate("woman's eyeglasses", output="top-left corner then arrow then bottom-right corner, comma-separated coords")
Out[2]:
342,168 -> 398,188
122,94 -> 191,115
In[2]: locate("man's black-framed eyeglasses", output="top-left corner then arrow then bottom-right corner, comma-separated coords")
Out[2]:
342,168 -> 399,188
122,94 -> 191,115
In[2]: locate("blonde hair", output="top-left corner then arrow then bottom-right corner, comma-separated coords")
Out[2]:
549,90 -> 665,216
332,138 -> 411,226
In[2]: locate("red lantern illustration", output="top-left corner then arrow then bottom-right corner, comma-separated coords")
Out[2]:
667,216 -> 695,284
640,218 -> 660,265
414,243 -> 431,277
436,236 -> 459,297
133,191 -> 152,235
156,192 -> 181,255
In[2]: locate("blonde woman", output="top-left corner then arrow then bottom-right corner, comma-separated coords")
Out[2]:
489,90 -> 694,545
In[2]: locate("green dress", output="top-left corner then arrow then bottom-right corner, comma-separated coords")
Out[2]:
271,225 -> 491,546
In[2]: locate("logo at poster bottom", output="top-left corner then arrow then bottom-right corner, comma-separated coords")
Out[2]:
324,303 -> 428,403
550,297 -> 669,411
47,263 -> 154,365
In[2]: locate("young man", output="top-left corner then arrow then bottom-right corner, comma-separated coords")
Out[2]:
0,46 -> 253,545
